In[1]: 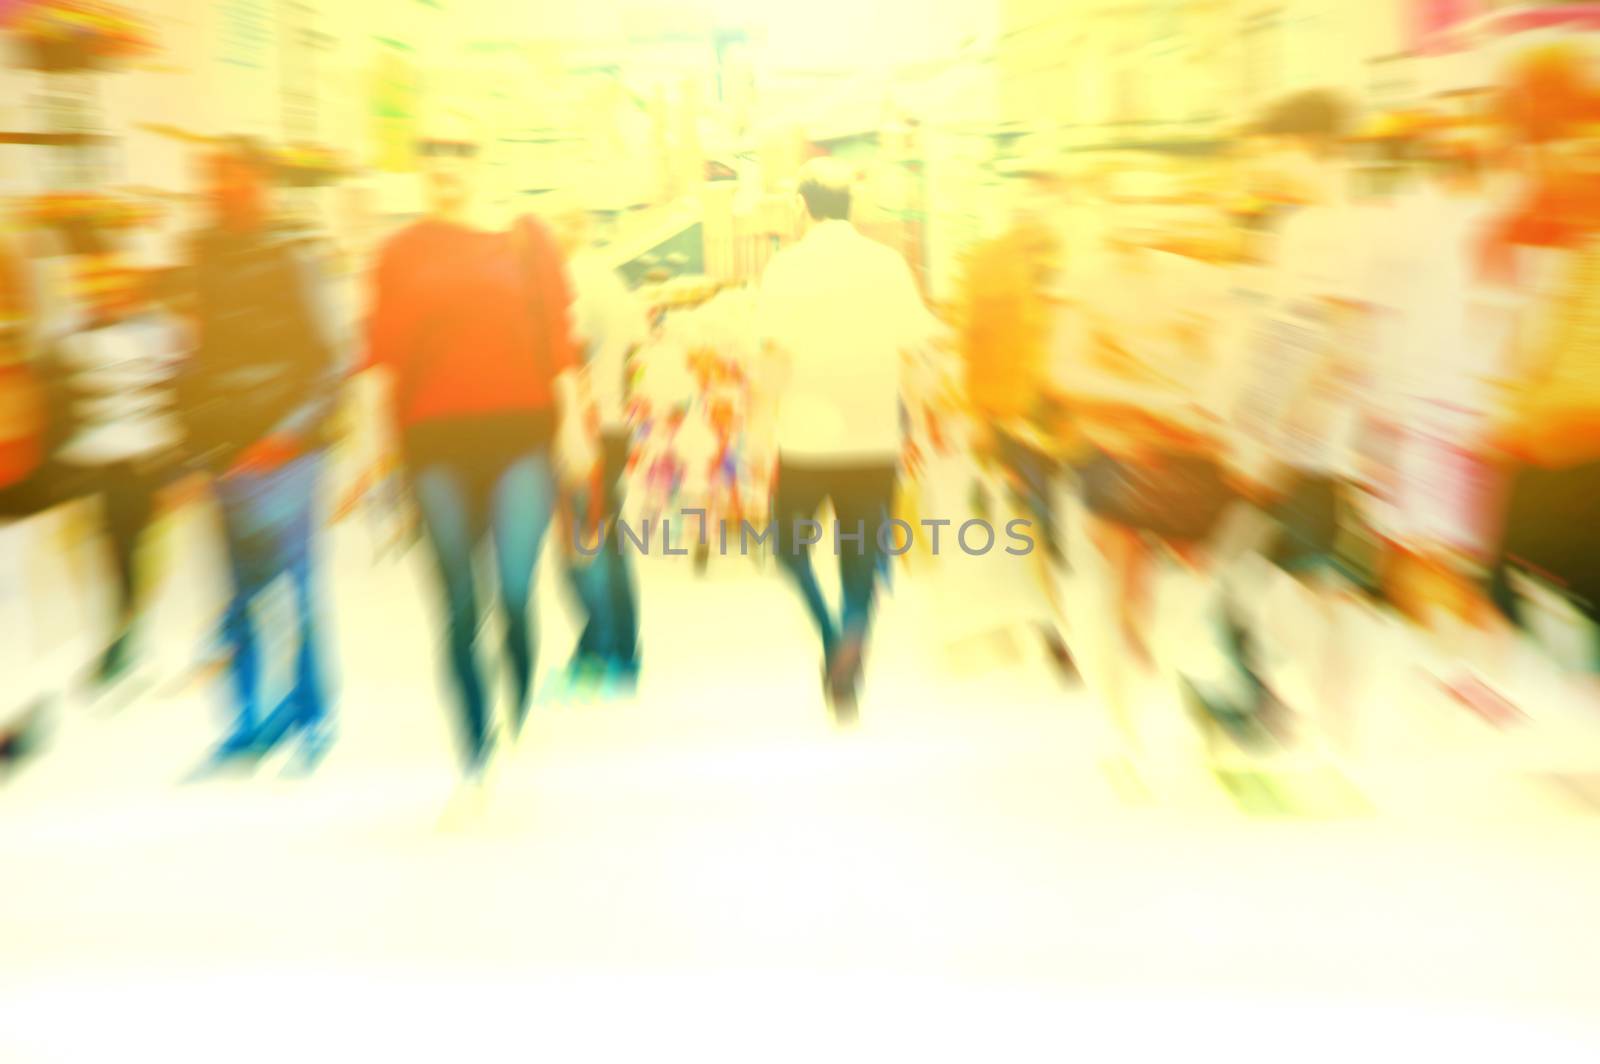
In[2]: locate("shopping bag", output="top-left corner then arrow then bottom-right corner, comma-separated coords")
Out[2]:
1079,450 -> 1235,543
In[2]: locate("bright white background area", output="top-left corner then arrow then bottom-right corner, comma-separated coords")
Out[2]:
4,460 -> 1600,1061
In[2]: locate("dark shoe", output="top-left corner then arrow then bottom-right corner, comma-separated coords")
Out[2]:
250,695 -> 311,754
213,728 -> 263,759
465,727 -> 500,781
824,637 -> 864,725
828,685 -> 859,726
599,656 -> 641,700
544,655 -> 606,713
1179,678 -> 1272,752
1040,627 -> 1080,684
283,721 -> 335,777
567,653 -> 606,686
0,700 -> 52,779
94,632 -> 135,690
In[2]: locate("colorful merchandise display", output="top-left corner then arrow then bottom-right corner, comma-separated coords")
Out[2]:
18,190 -> 158,231
5,0 -> 154,72
275,144 -> 348,188
624,278 -> 772,550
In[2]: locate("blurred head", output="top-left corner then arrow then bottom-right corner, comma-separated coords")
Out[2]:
1535,127 -> 1600,230
541,191 -> 591,257
1247,89 -> 1354,202
1499,44 -> 1596,148
417,110 -> 482,220
1013,211 -> 1060,267
207,136 -> 274,232
796,157 -> 853,224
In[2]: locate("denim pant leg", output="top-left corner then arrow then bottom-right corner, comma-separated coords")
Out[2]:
564,436 -> 638,669
214,452 -> 327,742
413,462 -> 490,767
772,465 -> 838,659
215,504 -> 264,738
832,467 -> 897,645
487,451 -> 556,727
277,455 -> 329,727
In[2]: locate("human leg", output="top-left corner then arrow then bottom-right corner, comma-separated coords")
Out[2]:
413,461 -> 492,770
772,461 -> 838,660
489,450 -> 556,733
826,463 -> 897,715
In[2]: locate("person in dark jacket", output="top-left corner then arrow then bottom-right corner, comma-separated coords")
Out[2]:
184,137 -> 344,771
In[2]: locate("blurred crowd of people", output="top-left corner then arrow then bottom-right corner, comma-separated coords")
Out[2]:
3,42 -> 1600,806
956,45 -> 1600,772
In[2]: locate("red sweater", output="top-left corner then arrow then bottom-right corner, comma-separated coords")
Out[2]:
367,217 -> 575,427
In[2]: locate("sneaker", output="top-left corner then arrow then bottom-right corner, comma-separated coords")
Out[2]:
186,729 -> 265,781
568,654 -> 606,691
94,632 -> 136,690
598,658 -> 641,701
1040,627 -> 1080,684
283,721 -> 335,777
0,699 -> 52,778
824,638 -> 865,726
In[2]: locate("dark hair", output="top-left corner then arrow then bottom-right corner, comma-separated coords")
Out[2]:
1250,89 -> 1353,146
798,178 -> 851,221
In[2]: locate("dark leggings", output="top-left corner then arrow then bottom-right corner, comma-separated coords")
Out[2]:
94,459 -> 171,618
407,415 -> 557,770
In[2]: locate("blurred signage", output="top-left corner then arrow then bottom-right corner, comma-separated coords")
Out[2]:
218,0 -> 272,70
371,39 -> 419,173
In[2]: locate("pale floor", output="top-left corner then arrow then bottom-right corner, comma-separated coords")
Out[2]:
4,480 -> 1600,1062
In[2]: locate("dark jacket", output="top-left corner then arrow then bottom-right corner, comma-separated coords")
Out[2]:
182,225 -> 343,470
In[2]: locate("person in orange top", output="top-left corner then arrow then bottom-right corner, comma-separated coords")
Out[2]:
1476,48 -> 1600,670
0,223 -> 45,502
1487,150 -> 1600,651
364,113 -> 593,783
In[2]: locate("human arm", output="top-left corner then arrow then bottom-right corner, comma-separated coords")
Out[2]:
229,241 -> 350,475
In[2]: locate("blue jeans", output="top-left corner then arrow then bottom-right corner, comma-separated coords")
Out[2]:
771,459 -> 898,663
564,432 -> 639,675
213,452 -> 330,750
412,449 -> 556,769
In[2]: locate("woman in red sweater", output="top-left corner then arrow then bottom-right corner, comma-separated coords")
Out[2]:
366,117 -> 593,778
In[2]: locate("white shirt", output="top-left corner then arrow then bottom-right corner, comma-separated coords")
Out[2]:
567,251 -> 647,431
1226,200 -> 1370,481
53,313 -> 188,466
756,220 -> 935,462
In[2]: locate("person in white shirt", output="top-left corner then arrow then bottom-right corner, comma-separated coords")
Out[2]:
41,237 -> 190,689
756,157 -> 936,718
1202,90 -> 1376,752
